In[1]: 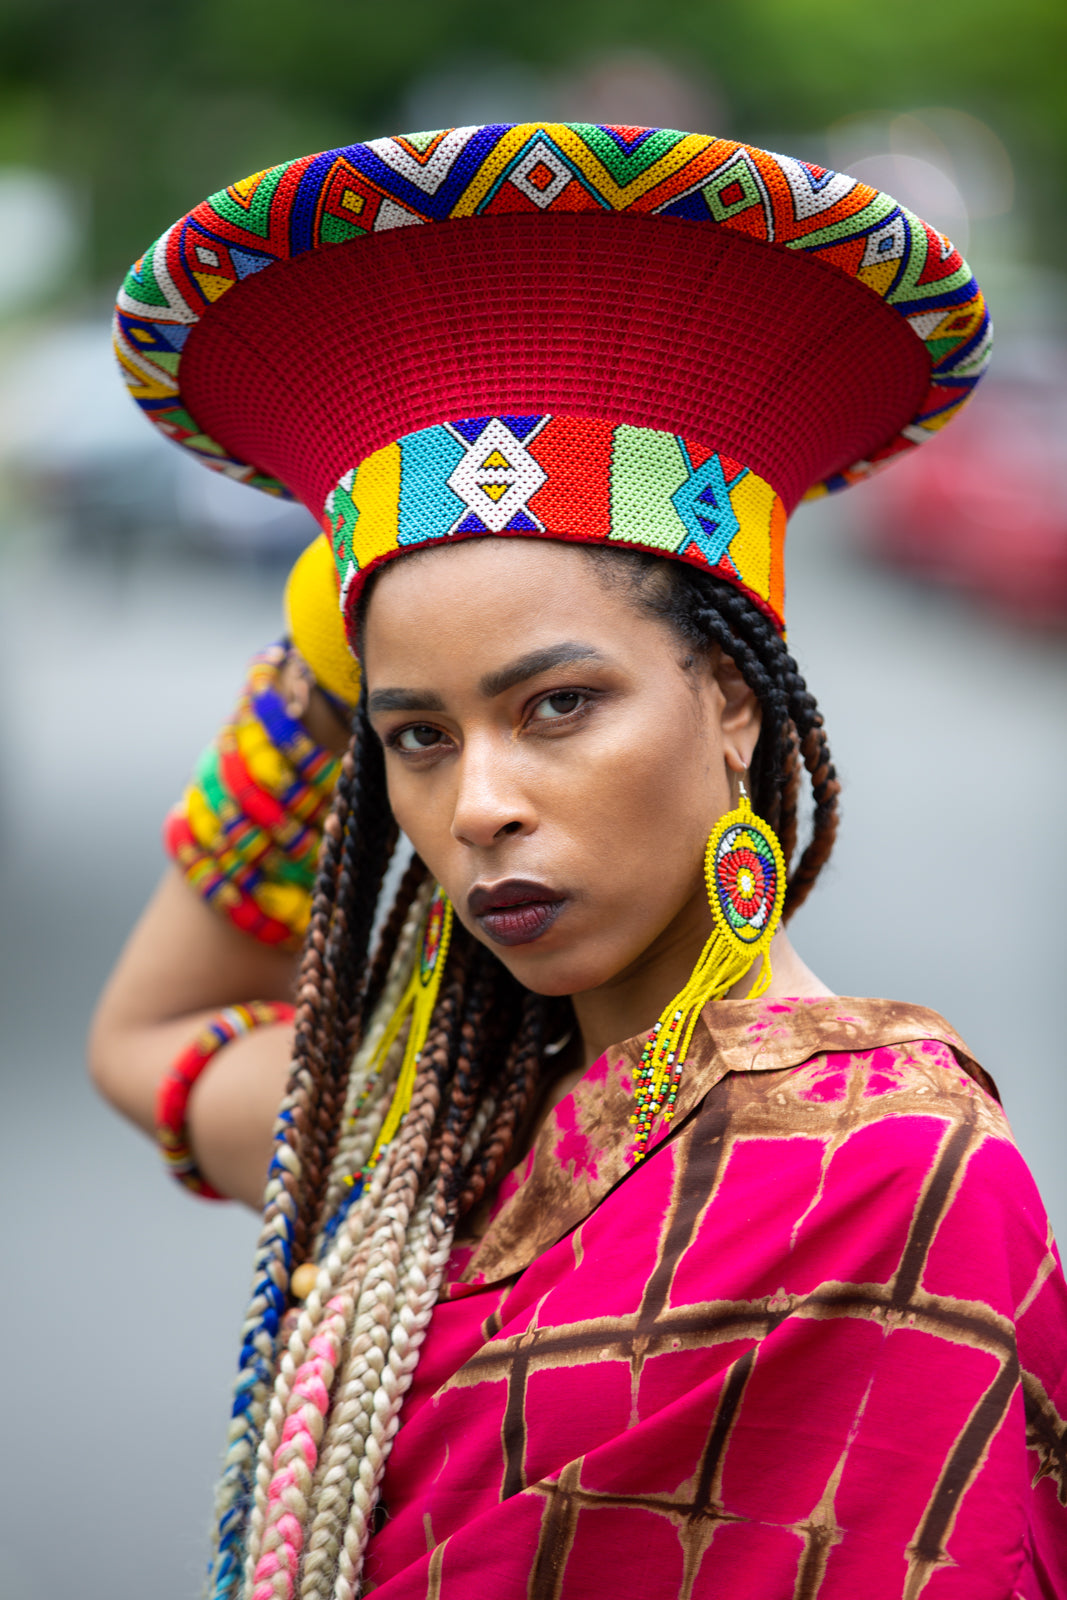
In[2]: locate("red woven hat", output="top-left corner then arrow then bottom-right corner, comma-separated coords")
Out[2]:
114,122 -> 990,668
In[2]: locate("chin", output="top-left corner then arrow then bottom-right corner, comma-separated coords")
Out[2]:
484,936 -> 622,999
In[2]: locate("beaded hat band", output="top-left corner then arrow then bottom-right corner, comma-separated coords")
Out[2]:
327,414 -> 787,629
115,123 -> 991,651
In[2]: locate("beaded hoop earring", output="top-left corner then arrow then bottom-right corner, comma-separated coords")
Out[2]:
631,781 -> 786,1161
705,781 -> 787,959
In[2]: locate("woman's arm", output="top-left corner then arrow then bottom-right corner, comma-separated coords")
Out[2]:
88,865 -> 299,1206
89,660 -> 351,1208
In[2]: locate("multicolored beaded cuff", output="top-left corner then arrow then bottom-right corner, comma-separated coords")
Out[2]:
156,1000 -> 296,1198
164,643 -> 343,949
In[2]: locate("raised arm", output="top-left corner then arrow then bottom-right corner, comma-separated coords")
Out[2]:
89,647 -> 350,1208
89,865 -> 299,1206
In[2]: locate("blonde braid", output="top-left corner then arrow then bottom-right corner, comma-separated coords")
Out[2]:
214,876 -> 348,1600
243,1019 -> 419,1596
303,1159 -> 442,1594
328,972 -> 531,1600
300,976 -> 462,1596
243,1141 -> 403,1596
333,1188 -> 455,1600
249,1291 -> 353,1600
233,945 -> 540,1600
243,872 -> 433,1581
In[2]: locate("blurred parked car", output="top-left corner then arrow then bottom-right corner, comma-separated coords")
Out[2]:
1,319 -> 317,567
857,364 -> 1067,627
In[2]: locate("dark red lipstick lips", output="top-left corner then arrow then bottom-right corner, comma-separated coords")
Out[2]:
467,879 -> 567,947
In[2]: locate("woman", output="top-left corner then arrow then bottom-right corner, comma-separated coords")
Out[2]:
93,124 -> 1066,1598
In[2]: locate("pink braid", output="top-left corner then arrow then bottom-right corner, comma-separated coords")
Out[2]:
251,1296 -> 350,1600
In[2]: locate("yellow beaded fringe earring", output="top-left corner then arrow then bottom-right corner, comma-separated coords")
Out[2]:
631,781 -> 786,1161
359,885 -> 453,1182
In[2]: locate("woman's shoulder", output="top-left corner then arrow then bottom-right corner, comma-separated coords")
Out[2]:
687,995 -> 1022,1198
691,997 -> 1056,1283
700,991 -> 1003,1111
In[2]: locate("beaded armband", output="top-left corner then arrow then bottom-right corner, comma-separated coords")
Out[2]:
164,643 -> 346,949
157,1000 -> 297,1198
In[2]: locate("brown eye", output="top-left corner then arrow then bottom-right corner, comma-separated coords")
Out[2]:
396,724 -> 444,751
532,691 -> 583,721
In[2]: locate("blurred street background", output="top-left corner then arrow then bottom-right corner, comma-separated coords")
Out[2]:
0,4 -> 1065,1596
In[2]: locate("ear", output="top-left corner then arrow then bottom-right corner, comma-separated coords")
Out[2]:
712,650 -> 762,773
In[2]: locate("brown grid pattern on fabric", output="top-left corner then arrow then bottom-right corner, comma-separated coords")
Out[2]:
178,211 -> 930,519
459,998 -> 999,1291
431,1059 -> 1065,1600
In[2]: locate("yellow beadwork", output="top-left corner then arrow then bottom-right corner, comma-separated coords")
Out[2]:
361,888 -> 454,1175
630,789 -> 786,1161
284,534 -> 363,706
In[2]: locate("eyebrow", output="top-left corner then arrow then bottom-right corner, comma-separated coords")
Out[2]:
367,686 -> 446,714
367,642 -> 607,717
479,642 -> 607,699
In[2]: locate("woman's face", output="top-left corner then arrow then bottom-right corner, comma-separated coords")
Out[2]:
362,538 -> 760,997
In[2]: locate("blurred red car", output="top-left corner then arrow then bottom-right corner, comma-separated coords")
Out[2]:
857,370 -> 1067,626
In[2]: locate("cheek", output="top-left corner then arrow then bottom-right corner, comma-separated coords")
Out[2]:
382,762 -> 478,905
383,766 -> 444,858
378,686 -> 729,929
576,771 -> 710,943
568,698 -> 724,860
534,701 -> 729,979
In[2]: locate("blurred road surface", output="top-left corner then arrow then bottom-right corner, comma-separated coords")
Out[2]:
1,504 -> 1064,1599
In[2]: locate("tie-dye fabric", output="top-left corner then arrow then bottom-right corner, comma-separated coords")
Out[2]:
362,997 -> 1066,1599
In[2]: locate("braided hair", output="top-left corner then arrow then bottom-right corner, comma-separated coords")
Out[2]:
208,550 -> 840,1599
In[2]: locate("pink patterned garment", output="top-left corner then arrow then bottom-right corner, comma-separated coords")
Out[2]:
363,998 -> 1067,1598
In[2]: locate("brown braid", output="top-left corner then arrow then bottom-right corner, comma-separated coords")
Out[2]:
285,800 -> 348,1264
436,938 -> 522,1194
286,721 -> 398,1262
358,849 -> 430,1036
457,991 -> 545,1217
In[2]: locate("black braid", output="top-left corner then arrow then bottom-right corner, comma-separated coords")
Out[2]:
290,698 -> 398,1246
359,848 -> 431,1029
327,697 -> 397,1028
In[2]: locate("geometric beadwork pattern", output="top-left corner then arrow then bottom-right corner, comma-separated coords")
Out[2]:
325,415 -> 787,630
360,997 -> 1067,1598
708,811 -> 783,945
443,416 -> 549,534
114,122 -> 992,504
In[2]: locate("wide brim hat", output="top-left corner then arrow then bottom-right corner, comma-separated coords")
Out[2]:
114,123 -> 990,700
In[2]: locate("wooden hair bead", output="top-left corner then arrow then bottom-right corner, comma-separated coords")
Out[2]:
290,1261 -> 319,1300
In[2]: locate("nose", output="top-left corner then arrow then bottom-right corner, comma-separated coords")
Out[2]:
450,737 -> 534,849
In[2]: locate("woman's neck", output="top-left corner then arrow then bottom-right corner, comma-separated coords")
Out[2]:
570,921 -> 833,1072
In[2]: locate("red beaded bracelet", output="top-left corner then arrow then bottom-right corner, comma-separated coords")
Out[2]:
156,1000 -> 296,1199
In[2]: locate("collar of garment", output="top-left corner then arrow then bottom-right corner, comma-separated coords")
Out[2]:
460,995 -> 991,1290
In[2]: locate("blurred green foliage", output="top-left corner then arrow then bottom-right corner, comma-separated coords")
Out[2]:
0,0 -> 1062,282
